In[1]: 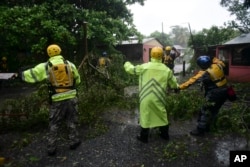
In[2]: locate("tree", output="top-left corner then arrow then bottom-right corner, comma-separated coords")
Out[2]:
188,26 -> 239,54
170,26 -> 190,47
244,0 -> 250,8
220,0 -> 250,33
149,31 -> 173,46
0,0 -> 145,70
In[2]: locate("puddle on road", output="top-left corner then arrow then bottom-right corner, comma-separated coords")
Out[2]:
214,136 -> 249,166
104,107 -> 139,126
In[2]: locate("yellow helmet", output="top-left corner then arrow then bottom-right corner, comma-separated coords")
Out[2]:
2,57 -> 7,61
165,46 -> 171,51
47,44 -> 62,57
151,47 -> 163,59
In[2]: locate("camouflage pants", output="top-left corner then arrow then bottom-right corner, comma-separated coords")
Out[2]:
197,87 -> 228,130
47,97 -> 80,152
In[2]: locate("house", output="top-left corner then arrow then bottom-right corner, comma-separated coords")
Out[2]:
115,38 -> 163,63
216,33 -> 250,82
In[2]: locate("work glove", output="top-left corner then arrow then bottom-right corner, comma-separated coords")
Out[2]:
14,70 -> 23,82
174,87 -> 180,93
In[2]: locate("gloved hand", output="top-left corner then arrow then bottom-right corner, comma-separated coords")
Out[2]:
174,87 -> 180,93
14,70 -> 23,81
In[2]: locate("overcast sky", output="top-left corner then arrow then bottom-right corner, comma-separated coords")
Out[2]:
128,0 -> 235,36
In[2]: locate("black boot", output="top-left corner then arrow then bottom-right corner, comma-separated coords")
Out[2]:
159,125 -> 169,140
47,144 -> 57,156
70,140 -> 82,150
136,135 -> 148,143
190,128 -> 205,136
47,148 -> 56,156
136,128 -> 149,143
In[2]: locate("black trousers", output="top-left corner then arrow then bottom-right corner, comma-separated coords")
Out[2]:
140,125 -> 169,139
197,87 -> 228,131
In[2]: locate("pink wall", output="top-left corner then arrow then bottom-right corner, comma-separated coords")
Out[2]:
143,45 -> 157,63
217,46 -> 250,82
227,65 -> 250,82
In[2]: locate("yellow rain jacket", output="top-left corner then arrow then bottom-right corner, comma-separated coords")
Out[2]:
179,63 -> 227,91
124,58 -> 179,128
21,55 -> 81,102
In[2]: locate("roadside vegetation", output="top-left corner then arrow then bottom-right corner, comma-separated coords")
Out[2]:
1,54 -> 250,146
1,57 -> 250,166
1,0 -> 250,165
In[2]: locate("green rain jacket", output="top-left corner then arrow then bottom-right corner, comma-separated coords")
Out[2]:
124,58 -> 179,128
21,55 -> 81,102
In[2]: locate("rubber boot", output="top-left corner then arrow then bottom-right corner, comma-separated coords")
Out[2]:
190,127 -> 205,136
137,127 -> 149,143
159,125 -> 169,140
70,140 -> 82,150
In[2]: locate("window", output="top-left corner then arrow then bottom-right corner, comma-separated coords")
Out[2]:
232,46 -> 250,66
218,48 -> 229,75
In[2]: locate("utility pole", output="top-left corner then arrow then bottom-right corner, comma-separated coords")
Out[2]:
188,23 -> 194,48
161,22 -> 164,43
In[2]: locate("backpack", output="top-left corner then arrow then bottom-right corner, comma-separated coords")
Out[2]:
227,85 -> 237,102
47,60 -> 74,94
164,54 -> 174,69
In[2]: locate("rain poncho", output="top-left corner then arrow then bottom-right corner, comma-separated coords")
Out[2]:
124,58 -> 179,128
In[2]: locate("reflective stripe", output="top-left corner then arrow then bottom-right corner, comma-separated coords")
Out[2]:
214,76 -> 225,83
51,89 -> 77,101
30,69 -> 39,82
140,78 -> 166,106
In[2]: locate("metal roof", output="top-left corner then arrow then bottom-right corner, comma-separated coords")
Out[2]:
173,45 -> 185,50
224,33 -> 250,45
120,38 -> 159,45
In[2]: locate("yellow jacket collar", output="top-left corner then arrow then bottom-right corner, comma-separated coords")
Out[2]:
49,55 -> 64,61
150,58 -> 162,63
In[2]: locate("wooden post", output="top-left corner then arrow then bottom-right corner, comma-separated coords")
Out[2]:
77,22 -> 89,89
182,61 -> 186,77
78,22 -> 88,71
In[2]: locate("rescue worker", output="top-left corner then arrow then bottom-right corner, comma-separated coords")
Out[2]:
97,51 -> 111,69
209,54 -> 226,67
124,47 -> 179,143
163,46 -> 180,72
97,51 -> 111,79
179,55 -> 228,136
18,44 -> 81,156
0,56 -> 8,72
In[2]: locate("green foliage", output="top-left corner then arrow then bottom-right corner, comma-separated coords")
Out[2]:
220,0 -> 250,33
0,0 -> 144,71
170,26 -> 191,47
77,53 -> 137,125
154,138 -> 211,163
167,87 -> 205,121
217,102 -> 250,145
189,26 -> 240,49
149,31 -> 173,46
